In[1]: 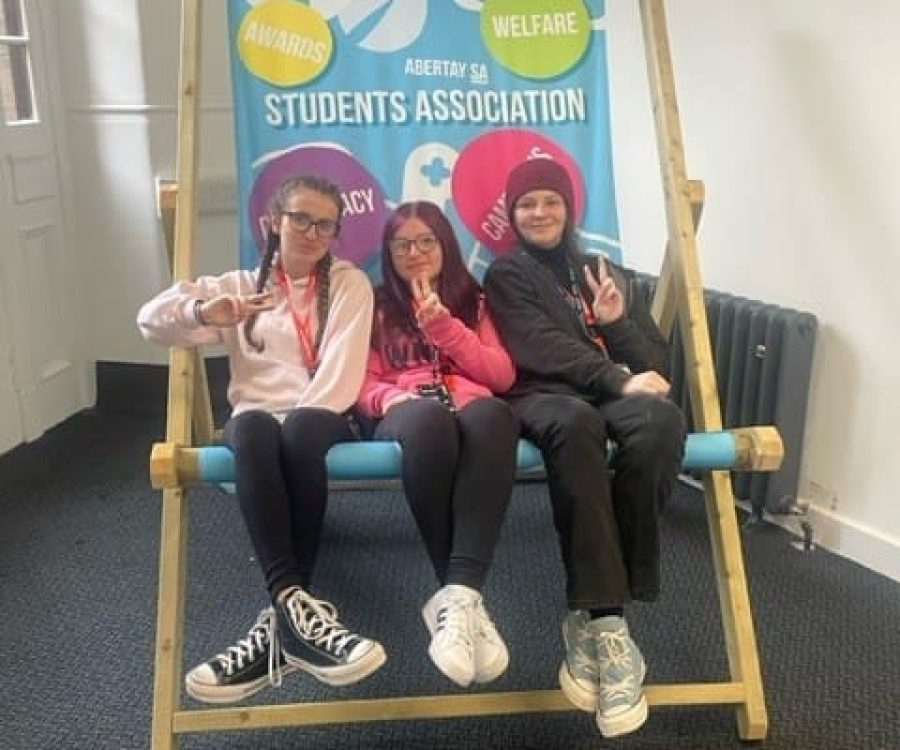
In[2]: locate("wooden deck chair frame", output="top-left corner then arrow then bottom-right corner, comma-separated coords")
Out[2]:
148,2 -> 780,747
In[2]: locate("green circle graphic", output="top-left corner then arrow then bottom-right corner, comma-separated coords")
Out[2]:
481,0 -> 591,80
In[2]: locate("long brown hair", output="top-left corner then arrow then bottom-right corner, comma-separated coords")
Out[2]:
374,201 -> 481,349
243,175 -> 343,354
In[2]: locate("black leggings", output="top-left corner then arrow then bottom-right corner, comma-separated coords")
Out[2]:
224,408 -> 356,600
374,397 -> 519,591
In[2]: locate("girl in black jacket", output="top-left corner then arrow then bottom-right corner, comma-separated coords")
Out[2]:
484,158 -> 685,739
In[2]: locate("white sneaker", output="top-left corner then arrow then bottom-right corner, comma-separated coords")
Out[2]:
422,585 -> 478,687
471,599 -> 509,684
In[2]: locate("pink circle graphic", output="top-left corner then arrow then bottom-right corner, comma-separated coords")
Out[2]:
249,145 -> 389,268
451,129 -> 584,256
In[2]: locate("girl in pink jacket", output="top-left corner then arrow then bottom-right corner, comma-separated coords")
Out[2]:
358,201 -> 519,689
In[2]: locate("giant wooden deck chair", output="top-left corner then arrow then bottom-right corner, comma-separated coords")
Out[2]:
148,2 -> 784,748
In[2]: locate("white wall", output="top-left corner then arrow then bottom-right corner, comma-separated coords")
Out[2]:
609,0 -> 900,579
54,0 -> 899,580
57,0 -> 236,366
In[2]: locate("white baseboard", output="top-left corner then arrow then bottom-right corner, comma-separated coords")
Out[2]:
678,478 -> 900,583
785,500 -> 900,583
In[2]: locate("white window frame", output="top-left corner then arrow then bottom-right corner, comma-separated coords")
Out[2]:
0,0 -> 37,125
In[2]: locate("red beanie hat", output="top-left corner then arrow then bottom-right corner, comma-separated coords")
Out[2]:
504,158 -> 575,217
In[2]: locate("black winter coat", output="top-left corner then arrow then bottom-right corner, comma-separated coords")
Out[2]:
483,247 -> 670,403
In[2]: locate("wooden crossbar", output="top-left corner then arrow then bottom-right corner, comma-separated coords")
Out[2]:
148,1 -> 771,747
170,683 -> 747,735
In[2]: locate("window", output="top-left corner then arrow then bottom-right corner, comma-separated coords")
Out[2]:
0,0 -> 35,123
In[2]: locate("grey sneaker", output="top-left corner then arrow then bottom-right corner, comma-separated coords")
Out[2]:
558,612 -> 649,737
185,607 -> 296,704
559,610 -> 601,712
422,585 -> 478,687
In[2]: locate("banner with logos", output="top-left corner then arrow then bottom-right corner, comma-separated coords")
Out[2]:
228,0 -> 621,276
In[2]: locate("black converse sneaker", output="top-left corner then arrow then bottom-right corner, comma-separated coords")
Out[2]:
275,586 -> 386,686
185,607 -> 295,704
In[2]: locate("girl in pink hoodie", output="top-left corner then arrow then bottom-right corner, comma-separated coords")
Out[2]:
358,201 -> 519,689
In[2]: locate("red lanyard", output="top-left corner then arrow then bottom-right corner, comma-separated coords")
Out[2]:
575,287 -> 597,326
566,268 -> 607,352
276,267 -> 319,372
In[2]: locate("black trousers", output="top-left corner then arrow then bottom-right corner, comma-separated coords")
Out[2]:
509,393 -> 685,608
224,408 -> 356,600
374,397 -> 519,591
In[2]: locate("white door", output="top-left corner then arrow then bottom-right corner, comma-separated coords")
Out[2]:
0,277 -> 24,453
0,0 -> 85,451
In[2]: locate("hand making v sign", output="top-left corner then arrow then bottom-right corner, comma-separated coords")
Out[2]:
196,291 -> 275,327
583,256 -> 625,325
412,277 -> 448,327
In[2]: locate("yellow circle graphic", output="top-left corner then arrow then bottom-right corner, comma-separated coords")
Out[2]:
237,1 -> 333,87
481,0 -> 590,80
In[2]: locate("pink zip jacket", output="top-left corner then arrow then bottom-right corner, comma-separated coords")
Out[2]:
358,302 -> 516,418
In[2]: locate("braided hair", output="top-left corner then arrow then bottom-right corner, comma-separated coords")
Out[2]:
243,175 -> 343,356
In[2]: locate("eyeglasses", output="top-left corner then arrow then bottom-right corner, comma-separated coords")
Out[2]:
389,233 -> 439,256
282,211 -> 340,238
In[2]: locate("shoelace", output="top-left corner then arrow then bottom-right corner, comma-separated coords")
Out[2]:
267,610 -> 284,688
472,602 -> 499,641
286,591 -> 356,656
215,608 -> 284,688
435,598 -> 474,648
596,630 -> 638,702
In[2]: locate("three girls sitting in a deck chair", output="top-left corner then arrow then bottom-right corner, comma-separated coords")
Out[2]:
137,160 -> 684,739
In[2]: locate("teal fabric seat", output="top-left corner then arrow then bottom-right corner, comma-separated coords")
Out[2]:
195,432 -> 737,484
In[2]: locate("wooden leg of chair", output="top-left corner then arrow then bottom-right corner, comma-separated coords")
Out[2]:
151,487 -> 190,750
704,471 -> 768,740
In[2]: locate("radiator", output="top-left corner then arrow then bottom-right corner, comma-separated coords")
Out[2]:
634,275 -> 818,514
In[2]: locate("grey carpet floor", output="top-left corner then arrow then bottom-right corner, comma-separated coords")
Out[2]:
1,409 -> 897,749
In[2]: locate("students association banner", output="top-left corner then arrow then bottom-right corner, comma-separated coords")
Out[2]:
227,0 -> 621,276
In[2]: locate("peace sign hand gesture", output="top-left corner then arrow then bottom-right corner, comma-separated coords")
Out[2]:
196,291 -> 275,327
412,277 -> 448,327
584,257 -> 624,325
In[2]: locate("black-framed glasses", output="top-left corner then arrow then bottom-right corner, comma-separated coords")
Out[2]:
389,233 -> 439,256
282,211 -> 340,238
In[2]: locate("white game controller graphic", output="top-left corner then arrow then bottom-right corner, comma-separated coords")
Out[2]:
309,0 -> 427,52
400,143 -> 458,210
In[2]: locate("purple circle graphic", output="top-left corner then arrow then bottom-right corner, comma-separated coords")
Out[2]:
249,145 -> 390,267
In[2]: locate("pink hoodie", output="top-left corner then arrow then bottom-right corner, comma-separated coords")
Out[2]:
358,305 -> 516,418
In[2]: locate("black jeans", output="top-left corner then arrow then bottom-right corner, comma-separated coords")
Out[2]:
374,397 -> 519,591
224,407 -> 356,600
509,393 -> 685,608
